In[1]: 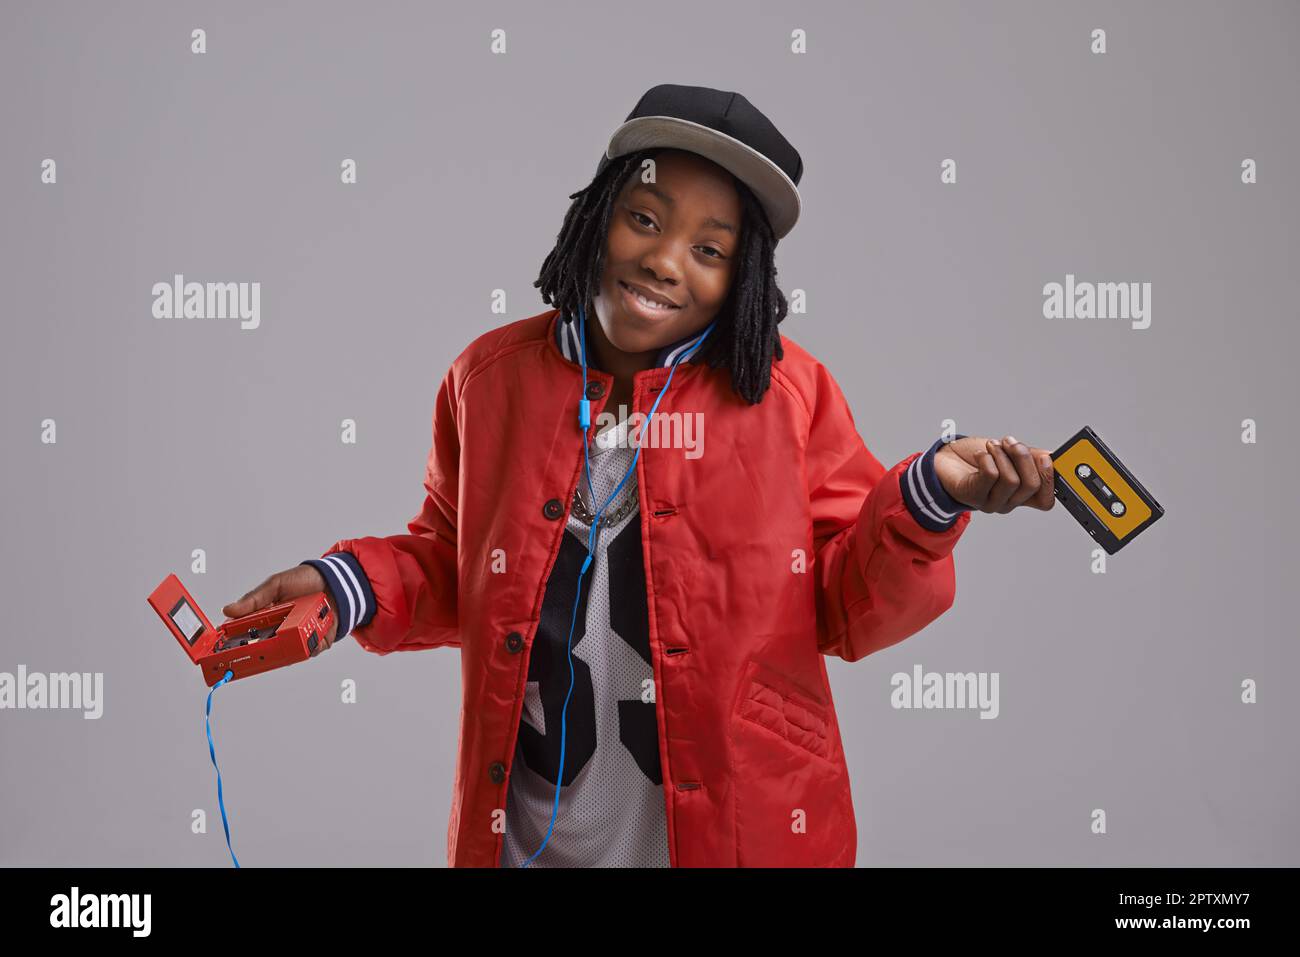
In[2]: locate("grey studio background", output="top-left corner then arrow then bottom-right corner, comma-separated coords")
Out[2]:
2,0 -> 1297,867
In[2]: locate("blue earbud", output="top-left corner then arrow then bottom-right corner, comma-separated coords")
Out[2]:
518,304 -> 714,867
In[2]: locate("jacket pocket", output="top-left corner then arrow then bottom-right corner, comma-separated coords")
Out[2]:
733,658 -> 831,763
729,657 -> 855,866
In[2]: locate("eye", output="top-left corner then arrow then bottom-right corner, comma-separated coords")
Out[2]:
628,208 -> 726,260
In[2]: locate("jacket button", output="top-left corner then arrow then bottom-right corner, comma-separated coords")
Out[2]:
543,498 -> 564,520
505,631 -> 523,653
489,761 -> 507,784
585,381 -> 604,400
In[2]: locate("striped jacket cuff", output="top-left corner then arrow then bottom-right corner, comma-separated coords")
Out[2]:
300,552 -> 377,641
900,434 -> 973,532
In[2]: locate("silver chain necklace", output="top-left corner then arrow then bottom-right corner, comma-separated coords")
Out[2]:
571,478 -> 638,527
571,418 -> 640,527
570,437 -> 639,528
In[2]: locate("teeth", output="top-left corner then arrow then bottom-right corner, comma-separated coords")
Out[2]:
625,283 -> 675,310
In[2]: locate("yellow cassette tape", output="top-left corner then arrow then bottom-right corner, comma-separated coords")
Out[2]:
1050,426 -> 1164,554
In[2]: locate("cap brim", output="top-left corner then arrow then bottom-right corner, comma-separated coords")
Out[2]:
607,116 -> 801,240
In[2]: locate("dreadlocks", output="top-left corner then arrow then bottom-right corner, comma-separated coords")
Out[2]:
534,148 -> 788,406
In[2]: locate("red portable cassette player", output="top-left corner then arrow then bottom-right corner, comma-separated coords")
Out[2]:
147,574 -> 335,686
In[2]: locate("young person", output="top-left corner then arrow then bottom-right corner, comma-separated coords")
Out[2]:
223,84 -> 1057,868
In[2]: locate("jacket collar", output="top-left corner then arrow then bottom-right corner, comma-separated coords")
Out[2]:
554,310 -> 708,371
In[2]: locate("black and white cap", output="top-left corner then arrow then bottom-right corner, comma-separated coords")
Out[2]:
598,83 -> 804,240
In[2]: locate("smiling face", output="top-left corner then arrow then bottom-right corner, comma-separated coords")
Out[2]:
590,149 -> 744,359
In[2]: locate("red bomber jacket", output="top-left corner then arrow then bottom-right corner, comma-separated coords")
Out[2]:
313,307 -> 972,867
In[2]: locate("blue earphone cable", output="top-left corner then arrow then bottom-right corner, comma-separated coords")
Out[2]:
205,669 -> 241,868
518,303 -> 715,867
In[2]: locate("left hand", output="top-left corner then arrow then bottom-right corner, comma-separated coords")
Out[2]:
934,435 -> 1056,513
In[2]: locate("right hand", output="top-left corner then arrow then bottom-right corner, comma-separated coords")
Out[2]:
222,565 -> 339,655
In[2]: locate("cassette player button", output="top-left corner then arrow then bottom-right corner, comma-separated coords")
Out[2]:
308,632 -> 319,654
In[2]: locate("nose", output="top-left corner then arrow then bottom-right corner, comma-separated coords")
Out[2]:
638,240 -> 686,288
